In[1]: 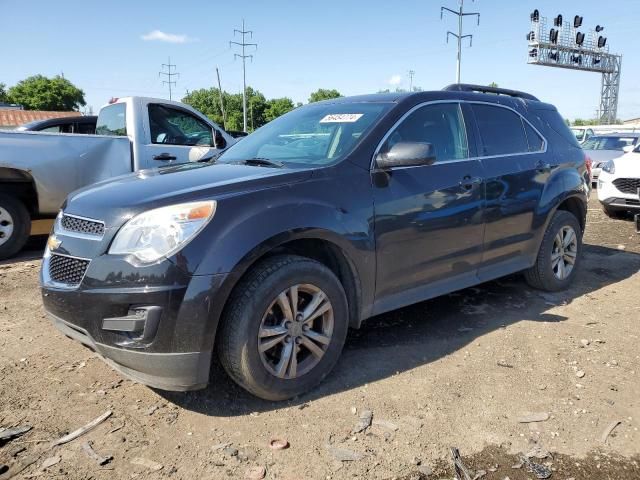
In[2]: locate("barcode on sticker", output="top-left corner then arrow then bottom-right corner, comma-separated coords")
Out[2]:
319,114 -> 364,123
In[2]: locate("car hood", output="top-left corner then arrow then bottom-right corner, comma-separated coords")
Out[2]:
584,149 -> 623,166
610,152 -> 640,177
65,162 -> 313,227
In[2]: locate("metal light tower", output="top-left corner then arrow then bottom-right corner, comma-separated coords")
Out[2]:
527,10 -> 622,124
441,0 -> 480,84
230,20 -> 257,132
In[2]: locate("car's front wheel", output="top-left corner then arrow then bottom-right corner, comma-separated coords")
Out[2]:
217,255 -> 349,400
525,210 -> 582,291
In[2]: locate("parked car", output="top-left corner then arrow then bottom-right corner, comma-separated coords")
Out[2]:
583,133 -> 640,185
0,97 -> 235,259
571,126 -> 595,144
16,115 -> 98,134
40,84 -> 589,400
597,144 -> 640,226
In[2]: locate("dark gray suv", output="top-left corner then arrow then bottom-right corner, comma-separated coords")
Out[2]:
41,84 -> 590,400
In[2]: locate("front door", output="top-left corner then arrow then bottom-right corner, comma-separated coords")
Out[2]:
372,102 -> 485,314
142,104 -> 223,167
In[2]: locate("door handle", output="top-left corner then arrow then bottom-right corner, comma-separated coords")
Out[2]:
153,153 -> 177,161
460,175 -> 482,190
536,160 -> 552,172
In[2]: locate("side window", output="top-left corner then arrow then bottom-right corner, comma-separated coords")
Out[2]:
40,125 -> 62,133
77,122 -> 96,134
148,105 -> 213,147
523,121 -> 545,152
380,103 -> 468,163
472,104 -> 529,156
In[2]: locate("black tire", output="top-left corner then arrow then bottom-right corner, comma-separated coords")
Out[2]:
0,195 -> 31,261
217,255 -> 349,401
525,210 -> 582,292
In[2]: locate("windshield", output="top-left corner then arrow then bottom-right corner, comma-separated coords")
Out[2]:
582,135 -> 638,151
571,128 -> 585,141
218,102 -> 391,167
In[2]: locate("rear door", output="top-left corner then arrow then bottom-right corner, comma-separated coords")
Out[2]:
468,102 -> 548,280
372,102 -> 486,313
140,104 -> 225,166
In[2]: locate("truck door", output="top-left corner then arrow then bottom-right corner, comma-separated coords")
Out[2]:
140,104 -> 226,167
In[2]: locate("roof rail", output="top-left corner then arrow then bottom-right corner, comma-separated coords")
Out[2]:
443,84 -> 540,102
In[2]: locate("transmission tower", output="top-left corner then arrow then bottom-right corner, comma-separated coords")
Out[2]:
408,70 -> 415,92
159,57 -> 179,100
441,0 -> 480,84
230,20 -> 257,132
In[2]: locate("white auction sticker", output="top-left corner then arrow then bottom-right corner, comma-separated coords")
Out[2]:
319,113 -> 364,123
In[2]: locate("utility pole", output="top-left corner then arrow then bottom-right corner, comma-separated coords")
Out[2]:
441,0 -> 480,83
216,67 -> 227,130
159,57 -> 179,100
230,20 -> 257,132
408,70 -> 415,92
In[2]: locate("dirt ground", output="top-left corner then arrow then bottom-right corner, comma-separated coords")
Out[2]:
1,196 -> 639,480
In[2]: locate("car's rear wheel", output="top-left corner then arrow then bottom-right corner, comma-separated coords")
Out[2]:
217,255 -> 349,400
0,195 -> 30,261
525,210 -> 582,292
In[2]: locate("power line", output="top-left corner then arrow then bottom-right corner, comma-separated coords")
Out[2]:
441,0 -> 480,84
230,19 -> 257,132
159,57 -> 180,100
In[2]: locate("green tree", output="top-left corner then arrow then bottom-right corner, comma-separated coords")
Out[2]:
308,88 -> 342,103
8,75 -> 85,111
488,82 -> 499,88
0,83 -> 9,103
265,97 -> 295,122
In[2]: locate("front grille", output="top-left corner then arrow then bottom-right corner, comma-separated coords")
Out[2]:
61,214 -> 105,236
613,178 -> 640,195
49,254 -> 90,286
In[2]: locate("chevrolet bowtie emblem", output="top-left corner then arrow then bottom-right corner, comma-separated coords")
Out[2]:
47,235 -> 62,251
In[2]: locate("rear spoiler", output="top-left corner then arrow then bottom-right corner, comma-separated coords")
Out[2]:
443,84 -> 540,102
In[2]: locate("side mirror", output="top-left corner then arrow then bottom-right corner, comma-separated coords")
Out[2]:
376,142 -> 436,169
214,129 -> 226,149
623,145 -> 634,154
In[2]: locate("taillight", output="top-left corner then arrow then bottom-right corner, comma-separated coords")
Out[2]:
584,154 -> 592,177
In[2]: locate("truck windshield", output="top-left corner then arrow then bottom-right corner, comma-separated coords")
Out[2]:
218,102 -> 391,167
96,103 -> 127,136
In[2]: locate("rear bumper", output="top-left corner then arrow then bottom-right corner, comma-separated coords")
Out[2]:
48,312 -> 211,390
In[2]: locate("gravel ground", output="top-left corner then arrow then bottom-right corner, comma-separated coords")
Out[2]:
1,196 -> 639,480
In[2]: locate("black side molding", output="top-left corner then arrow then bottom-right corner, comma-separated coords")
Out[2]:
443,84 -> 540,102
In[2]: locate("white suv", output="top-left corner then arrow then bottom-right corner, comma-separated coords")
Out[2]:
598,145 -> 640,225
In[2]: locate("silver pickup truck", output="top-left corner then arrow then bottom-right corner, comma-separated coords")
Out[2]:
0,97 -> 234,259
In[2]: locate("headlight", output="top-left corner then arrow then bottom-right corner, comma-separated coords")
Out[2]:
109,201 -> 216,263
601,160 -> 615,175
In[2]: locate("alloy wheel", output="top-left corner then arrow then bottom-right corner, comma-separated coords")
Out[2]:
258,284 -> 334,379
551,225 -> 578,280
0,207 -> 14,247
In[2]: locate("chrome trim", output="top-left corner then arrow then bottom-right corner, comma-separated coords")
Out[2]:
42,248 -> 91,290
370,99 -> 549,171
56,212 -> 105,241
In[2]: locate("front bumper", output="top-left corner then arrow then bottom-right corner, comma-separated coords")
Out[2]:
42,252 -> 229,391
598,176 -> 640,212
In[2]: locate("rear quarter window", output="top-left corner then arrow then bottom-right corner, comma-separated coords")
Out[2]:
472,104 -> 529,156
534,109 -> 580,149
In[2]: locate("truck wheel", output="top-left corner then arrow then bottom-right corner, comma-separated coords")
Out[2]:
218,255 -> 349,401
525,210 -> 582,292
0,195 -> 31,260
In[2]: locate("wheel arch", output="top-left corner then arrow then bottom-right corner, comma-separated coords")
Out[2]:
0,167 -> 39,216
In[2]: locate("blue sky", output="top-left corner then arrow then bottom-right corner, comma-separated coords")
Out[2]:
2,0 -> 638,120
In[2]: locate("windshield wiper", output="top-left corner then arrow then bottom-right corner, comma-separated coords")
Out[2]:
241,157 -> 284,168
